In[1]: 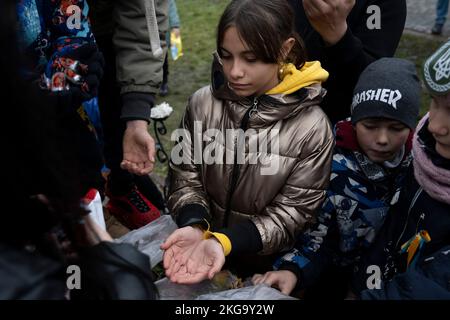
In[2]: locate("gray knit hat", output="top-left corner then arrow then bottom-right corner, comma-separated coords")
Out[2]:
351,58 -> 421,129
423,40 -> 450,96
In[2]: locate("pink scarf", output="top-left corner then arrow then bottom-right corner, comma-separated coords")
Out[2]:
413,114 -> 450,205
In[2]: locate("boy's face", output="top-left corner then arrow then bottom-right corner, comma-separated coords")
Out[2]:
429,94 -> 450,159
355,118 -> 410,163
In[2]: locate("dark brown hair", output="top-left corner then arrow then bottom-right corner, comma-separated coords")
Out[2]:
217,0 -> 307,68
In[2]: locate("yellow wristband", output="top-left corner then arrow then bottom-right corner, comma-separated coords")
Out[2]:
204,231 -> 232,256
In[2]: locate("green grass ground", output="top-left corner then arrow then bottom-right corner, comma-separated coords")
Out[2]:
152,0 -> 230,176
152,1 -> 444,176
395,33 -> 443,117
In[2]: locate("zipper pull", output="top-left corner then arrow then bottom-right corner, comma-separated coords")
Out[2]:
249,97 -> 258,118
415,213 -> 426,234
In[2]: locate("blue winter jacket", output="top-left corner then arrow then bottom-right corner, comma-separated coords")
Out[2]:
360,245 -> 450,300
352,122 -> 450,299
275,119 -> 413,290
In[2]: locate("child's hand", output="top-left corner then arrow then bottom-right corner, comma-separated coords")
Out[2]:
160,226 -> 204,280
169,238 -> 225,284
252,270 -> 298,295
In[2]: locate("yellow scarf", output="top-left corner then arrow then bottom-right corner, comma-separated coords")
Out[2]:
266,61 -> 329,95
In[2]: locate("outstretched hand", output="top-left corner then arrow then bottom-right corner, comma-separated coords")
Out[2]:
169,238 -> 225,284
160,226 -> 204,280
302,0 -> 356,45
121,120 -> 156,175
161,226 -> 226,284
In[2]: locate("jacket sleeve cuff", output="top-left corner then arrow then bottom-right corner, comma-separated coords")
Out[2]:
219,220 -> 263,255
274,249 -> 322,290
277,262 -> 305,290
323,28 -> 364,66
175,203 -> 210,229
121,92 -> 155,122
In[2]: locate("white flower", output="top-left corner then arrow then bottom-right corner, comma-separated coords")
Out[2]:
151,102 -> 173,119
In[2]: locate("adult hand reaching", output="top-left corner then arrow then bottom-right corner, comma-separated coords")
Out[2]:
302,0 -> 356,45
121,120 -> 156,175
169,238 -> 225,284
160,226 -> 204,280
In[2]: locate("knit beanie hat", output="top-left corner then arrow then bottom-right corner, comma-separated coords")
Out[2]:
423,40 -> 450,96
351,58 -> 420,129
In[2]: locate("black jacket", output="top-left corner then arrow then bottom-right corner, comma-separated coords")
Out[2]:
288,0 -> 407,123
351,165 -> 450,298
360,245 -> 450,300
0,242 -> 158,300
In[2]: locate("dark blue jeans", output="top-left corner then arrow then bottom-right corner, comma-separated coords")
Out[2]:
436,0 -> 449,26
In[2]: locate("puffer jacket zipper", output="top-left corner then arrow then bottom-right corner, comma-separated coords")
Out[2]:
223,97 -> 258,227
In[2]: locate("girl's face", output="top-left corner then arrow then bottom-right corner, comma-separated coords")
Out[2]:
429,94 -> 450,159
219,26 -> 279,97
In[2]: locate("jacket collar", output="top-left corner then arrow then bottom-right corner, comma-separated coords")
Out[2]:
209,52 -> 327,127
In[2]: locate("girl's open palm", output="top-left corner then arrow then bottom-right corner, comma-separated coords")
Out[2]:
161,226 -> 203,279
170,239 -> 225,284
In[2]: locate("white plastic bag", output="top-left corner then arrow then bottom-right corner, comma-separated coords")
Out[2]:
82,189 -> 106,231
196,284 -> 297,300
116,215 -> 177,268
